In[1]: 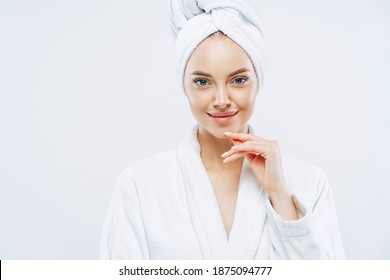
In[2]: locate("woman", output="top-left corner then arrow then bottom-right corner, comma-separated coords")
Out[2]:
100,0 -> 345,259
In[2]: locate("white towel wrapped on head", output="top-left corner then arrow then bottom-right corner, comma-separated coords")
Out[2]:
168,0 -> 269,95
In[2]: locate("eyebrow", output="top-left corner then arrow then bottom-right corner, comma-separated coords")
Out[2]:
191,67 -> 250,77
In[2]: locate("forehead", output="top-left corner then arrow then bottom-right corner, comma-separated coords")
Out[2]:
185,36 -> 255,74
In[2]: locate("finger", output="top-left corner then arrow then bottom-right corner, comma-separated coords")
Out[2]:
223,151 -> 249,163
222,141 -> 257,158
221,148 -> 236,158
221,145 -> 249,158
232,142 -> 273,156
231,139 -> 244,146
233,139 -> 269,147
225,132 -> 269,142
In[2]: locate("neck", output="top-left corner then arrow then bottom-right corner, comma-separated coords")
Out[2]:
197,124 -> 249,171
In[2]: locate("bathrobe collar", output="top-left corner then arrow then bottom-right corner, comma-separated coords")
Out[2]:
177,123 -> 267,259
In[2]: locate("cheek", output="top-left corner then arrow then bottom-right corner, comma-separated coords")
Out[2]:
187,92 -> 210,111
235,89 -> 256,109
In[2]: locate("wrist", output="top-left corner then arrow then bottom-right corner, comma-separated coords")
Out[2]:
268,185 -> 291,204
268,187 -> 298,221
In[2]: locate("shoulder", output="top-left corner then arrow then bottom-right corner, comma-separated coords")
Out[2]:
281,155 -> 326,180
124,148 -> 178,175
116,148 -> 179,192
281,155 -> 329,204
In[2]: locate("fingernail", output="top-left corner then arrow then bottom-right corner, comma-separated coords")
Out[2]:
231,146 -> 238,149
221,151 -> 229,157
223,157 -> 230,163
224,132 -> 232,135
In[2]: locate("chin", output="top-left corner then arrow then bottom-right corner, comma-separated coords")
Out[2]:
210,125 -> 237,139
198,117 -> 245,137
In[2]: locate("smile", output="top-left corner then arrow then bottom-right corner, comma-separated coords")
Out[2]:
207,111 -> 238,124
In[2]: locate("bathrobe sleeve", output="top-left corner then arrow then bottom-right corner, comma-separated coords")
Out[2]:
99,166 -> 150,259
265,170 -> 346,260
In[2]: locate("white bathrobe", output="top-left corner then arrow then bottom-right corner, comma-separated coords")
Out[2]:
100,124 -> 345,259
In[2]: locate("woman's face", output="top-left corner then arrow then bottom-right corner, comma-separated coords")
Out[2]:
184,35 -> 258,139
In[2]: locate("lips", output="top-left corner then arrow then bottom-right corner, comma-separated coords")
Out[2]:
207,111 -> 238,118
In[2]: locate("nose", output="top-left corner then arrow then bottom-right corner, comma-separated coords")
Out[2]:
213,86 -> 231,110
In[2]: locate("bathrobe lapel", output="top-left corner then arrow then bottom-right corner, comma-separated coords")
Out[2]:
177,124 -> 267,259
224,158 -> 267,259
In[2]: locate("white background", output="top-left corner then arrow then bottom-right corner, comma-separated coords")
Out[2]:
0,0 -> 389,259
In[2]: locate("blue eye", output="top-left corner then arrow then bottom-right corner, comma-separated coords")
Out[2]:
194,79 -> 209,87
234,77 -> 247,85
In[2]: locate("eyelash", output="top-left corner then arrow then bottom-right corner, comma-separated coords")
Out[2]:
193,77 -> 248,87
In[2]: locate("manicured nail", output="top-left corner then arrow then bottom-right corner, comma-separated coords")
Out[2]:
221,151 -> 229,157
224,132 -> 232,135
231,145 -> 238,149
223,157 -> 230,163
